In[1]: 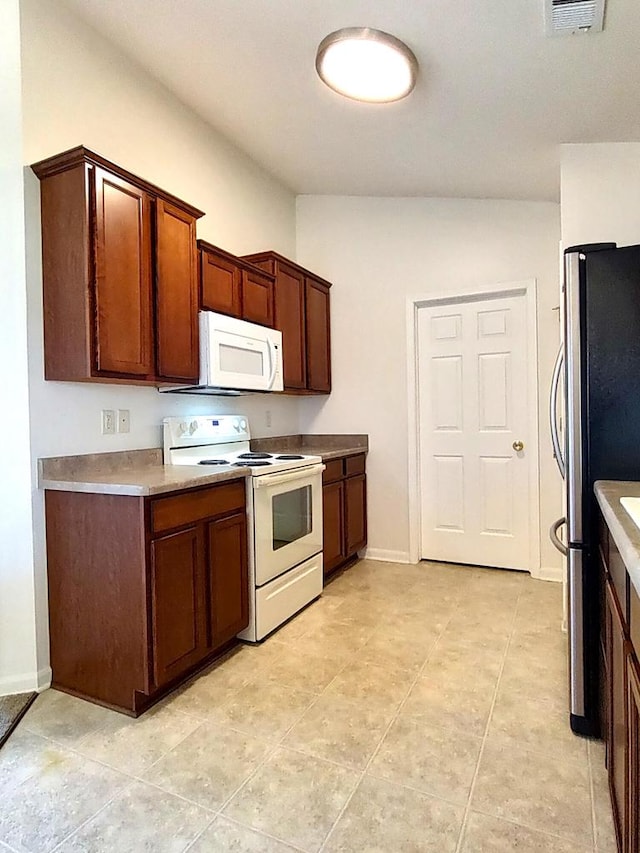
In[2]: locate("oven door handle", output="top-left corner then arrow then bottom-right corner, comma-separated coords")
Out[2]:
253,463 -> 326,488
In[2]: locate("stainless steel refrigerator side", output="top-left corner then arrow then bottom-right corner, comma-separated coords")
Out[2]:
564,250 -> 587,724
568,546 -> 586,718
565,252 -> 583,546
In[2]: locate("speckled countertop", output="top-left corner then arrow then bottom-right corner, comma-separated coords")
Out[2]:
38,434 -> 368,497
251,434 -> 368,460
38,449 -> 248,497
595,480 -> 640,596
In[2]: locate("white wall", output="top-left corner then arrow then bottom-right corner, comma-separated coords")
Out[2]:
296,196 -> 562,572
561,143 -> 640,246
11,0 -> 300,690
0,0 -> 40,693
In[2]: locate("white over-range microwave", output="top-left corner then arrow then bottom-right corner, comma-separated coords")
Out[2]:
160,311 -> 284,395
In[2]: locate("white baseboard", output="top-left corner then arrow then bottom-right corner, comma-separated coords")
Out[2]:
532,565 -> 564,583
0,665 -> 51,696
361,548 -> 412,564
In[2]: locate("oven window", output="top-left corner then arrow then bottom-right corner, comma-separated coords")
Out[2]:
272,486 -> 312,550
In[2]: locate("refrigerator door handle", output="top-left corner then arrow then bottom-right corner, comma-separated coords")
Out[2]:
549,345 -> 565,480
550,516 -> 567,556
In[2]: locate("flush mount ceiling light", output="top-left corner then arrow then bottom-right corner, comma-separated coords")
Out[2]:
315,27 -> 418,104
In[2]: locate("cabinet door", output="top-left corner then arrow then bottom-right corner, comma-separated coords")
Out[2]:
305,278 -> 331,392
242,269 -> 274,327
200,249 -> 242,318
607,580 -> 629,851
155,199 -> 199,381
208,512 -> 249,647
345,474 -> 367,556
150,526 -> 208,688
323,480 -> 346,576
628,655 -> 640,853
275,264 -> 307,389
93,166 -> 153,376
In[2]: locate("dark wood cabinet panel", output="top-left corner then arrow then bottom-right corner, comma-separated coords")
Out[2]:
305,278 -> 331,393
323,454 -> 367,579
323,480 -> 345,576
208,512 -> 249,646
242,268 -> 274,327
197,241 -> 275,328
45,491 -> 149,711
607,579 -> 629,851
155,199 -> 199,381
345,474 -> 367,555
241,251 -> 331,394
32,146 -> 204,385
628,656 -> 640,853
200,247 -> 242,318
150,526 -> 208,688
93,166 -> 154,376
275,264 -> 307,389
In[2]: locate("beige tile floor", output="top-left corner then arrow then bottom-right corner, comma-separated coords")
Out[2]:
0,559 -> 618,852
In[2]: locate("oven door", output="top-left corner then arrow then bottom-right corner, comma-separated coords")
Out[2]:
252,464 -> 324,586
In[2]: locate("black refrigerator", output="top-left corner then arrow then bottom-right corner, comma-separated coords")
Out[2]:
550,242 -> 640,736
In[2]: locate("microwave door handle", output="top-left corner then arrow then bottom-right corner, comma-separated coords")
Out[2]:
550,345 -> 565,479
254,463 -> 326,488
267,340 -> 278,390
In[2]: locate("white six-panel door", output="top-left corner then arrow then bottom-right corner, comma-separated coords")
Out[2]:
418,293 -> 530,570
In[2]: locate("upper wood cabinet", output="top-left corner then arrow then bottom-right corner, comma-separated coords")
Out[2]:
31,146 -> 204,384
241,251 -> 332,394
198,240 -> 274,328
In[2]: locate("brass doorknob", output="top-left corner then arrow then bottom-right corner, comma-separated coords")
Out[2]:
513,440 -> 524,452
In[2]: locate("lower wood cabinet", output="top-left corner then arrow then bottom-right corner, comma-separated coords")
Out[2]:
45,479 -> 249,715
323,454 -> 367,578
607,579 -> 630,850
628,656 -> 640,852
150,525 -> 208,689
599,509 -> 640,852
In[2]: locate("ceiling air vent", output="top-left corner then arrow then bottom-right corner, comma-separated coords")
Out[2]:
545,0 -> 606,36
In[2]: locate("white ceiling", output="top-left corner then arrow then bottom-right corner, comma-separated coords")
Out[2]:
59,0 -> 640,201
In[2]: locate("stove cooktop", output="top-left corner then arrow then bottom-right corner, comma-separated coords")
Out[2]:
162,414 -> 322,475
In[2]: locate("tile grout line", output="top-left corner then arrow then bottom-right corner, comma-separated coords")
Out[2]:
452,586 -> 522,853
316,588 -> 463,853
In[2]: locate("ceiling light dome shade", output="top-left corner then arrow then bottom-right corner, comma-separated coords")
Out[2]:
316,27 -> 418,103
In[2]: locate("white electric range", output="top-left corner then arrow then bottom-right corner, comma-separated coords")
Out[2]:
163,415 -> 324,641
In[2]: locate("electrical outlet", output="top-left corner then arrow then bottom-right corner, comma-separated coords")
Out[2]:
117,409 -> 130,433
265,410 -> 272,428
101,409 -> 116,435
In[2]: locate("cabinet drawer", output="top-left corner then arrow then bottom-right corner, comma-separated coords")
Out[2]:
323,459 -> 344,484
609,535 -> 629,626
345,454 -> 366,477
151,481 -> 246,534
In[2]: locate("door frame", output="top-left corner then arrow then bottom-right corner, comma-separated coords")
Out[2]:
406,279 -> 541,575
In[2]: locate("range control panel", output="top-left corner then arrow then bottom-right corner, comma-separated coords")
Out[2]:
163,414 -> 250,450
